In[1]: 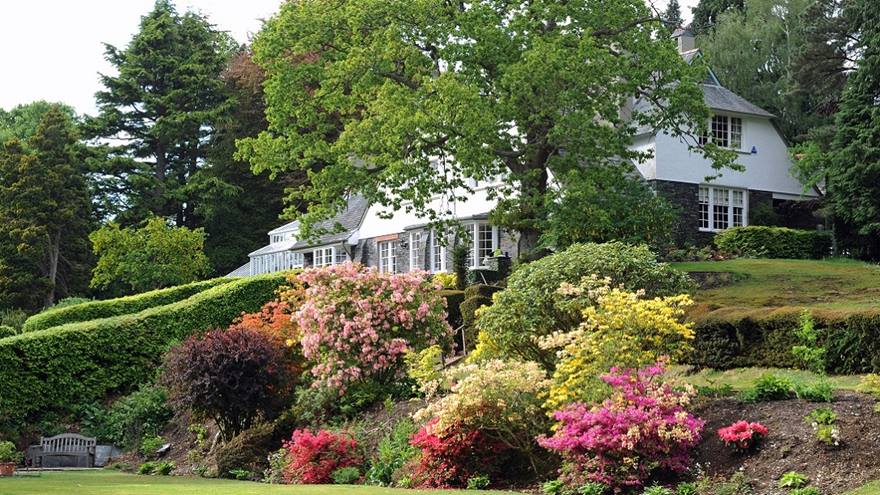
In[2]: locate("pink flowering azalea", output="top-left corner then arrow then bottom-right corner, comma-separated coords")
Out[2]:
538,363 -> 704,490
717,421 -> 768,450
295,262 -> 453,392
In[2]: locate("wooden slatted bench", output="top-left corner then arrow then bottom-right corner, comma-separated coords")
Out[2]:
34,433 -> 96,468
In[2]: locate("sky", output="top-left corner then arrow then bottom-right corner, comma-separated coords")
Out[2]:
0,0 -> 696,116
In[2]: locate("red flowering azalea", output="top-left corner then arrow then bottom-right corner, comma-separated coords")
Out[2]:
283,429 -> 362,484
717,421 -> 768,450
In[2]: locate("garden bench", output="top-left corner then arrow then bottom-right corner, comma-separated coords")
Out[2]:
31,433 -> 96,468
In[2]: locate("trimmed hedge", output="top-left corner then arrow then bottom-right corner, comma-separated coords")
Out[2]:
0,325 -> 15,339
714,226 -> 832,259
440,290 -> 465,329
464,284 -> 502,300
0,274 -> 286,433
23,278 -> 232,333
690,307 -> 880,374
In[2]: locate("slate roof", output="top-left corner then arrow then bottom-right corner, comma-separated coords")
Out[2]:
268,220 -> 299,235
249,239 -> 298,257
702,84 -> 774,118
283,195 -> 371,250
226,262 -> 251,277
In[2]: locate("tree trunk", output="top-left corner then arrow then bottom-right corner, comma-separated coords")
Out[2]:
515,149 -> 550,257
43,231 -> 61,309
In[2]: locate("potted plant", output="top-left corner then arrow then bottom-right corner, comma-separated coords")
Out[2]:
0,441 -> 20,476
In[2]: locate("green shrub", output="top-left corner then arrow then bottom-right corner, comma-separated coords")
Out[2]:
475,242 -> 693,368
779,472 -> 808,489
675,482 -> 697,495
0,440 -> 21,463
138,460 -> 173,475
690,308 -> 880,374
0,309 -> 27,331
794,381 -> 833,402
578,483 -> 608,495
714,226 -> 831,259
740,374 -> 793,402
332,466 -> 362,484
228,468 -> 254,481
0,325 -> 16,339
467,474 -> 491,490
140,434 -> 164,458
460,295 -> 491,349
464,284 -> 502,300
366,419 -> 419,486
215,422 -> 275,478
51,297 -> 92,310
81,384 -> 173,450
0,273 -> 285,434
22,278 -> 230,333
439,290 -> 465,329
138,461 -> 156,475
642,486 -> 673,495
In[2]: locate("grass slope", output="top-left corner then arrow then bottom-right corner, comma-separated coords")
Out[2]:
0,471 -> 517,495
850,482 -> 880,495
671,258 -> 880,311
670,365 -> 863,391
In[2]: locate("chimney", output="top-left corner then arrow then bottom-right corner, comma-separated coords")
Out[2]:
673,27 -> 696,53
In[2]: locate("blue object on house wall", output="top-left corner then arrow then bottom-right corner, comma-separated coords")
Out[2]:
751,146 -> 758,154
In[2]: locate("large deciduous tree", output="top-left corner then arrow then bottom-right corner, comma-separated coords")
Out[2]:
90,216 -> 211,296
691,0 -> 744,33
89,0 -> 233,228
0,108 -> 94,310
239,0 -> 733,256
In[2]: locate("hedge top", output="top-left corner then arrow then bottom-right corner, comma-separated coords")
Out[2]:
22,278 -> 232,333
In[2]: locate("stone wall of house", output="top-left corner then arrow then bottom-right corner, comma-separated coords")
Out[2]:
651,179 -> 713,246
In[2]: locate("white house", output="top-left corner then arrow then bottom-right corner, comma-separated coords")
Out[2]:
229,28 -> 816,277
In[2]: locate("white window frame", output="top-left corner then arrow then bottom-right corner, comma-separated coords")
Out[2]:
313,247 -> 336,267
409,232 -> 425,272
698,186 -> 748,232
471,223 -> 499,268
701,114 -> 744,151
378,240 -> 397,273
430,231 -> 447,273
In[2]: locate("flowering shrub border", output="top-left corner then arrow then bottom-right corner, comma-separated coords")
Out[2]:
283,429 -> 362,484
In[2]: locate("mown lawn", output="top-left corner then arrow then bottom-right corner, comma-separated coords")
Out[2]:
671,258 -> 880,311
0,471 -> 519,495
669,365 -> 864,391
848,482 -> 880,495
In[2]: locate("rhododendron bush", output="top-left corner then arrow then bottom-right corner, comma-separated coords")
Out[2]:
409,419 -> 508,488
539,363 -> 704,490
412,359 -> 552,484
295,263 -> 452,392
539,278 -> 694,410
283,428 -> 362,484
717,421 -> 768,451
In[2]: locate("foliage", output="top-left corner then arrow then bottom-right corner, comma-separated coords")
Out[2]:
540,279 -> 694,410
263,449 -> 288,484
409,419 -> 507,488
163,326 -> 292,441
82,384 -> 173,450
779,472 -> 808,489
90,217 -> 211,296
282,429 -> 362,484
0,100 -> 76,147
716,421 -> 768,450
825,0 -> 880,255
138,460 -> 175,476
539,363 -> 703,491
693,472 -> 753,495
663,0 -> 683,28
295,263 -> 452,393
467,474 -> 491,490
474,242 -> 693,369
366,419 -> 419,486
740,374 -> 794,402
140,434 -> 164,458
230,297 -> 304,374
452,245 -> 469,291
690,305 -> 880,374
332,466 -> 361,484
23,278 -> 229,333
239,0 -> 733,255
0,107 -> 94,311
404,346 -> 443,398
857,374 -> 880,399
415,359 -> 551,475
541,165 -> 678,253
0,440 -> 20,463
0,273 -> 285,436
792,310 -> 826,373
0,325 -> 15,339
0,309 -> 27,331
87,0 -> 234,227
642,486 -> 674,495
439,290 -> 465,329
691,0 -> 743,33
51,297 -> 91,309
790,488 -> 821,495
228,468 -> 254,481
434,273 -> 457,290
215,422 -> 277,479
794,381 -> 833,402
805,408 -> 840,447
579,483 -> 609,495
714,227 -> 832,260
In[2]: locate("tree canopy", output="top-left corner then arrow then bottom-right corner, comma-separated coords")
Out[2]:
89,216 -> 211,295
239,0 -> 734,256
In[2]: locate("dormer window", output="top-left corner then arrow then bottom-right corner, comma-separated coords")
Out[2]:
700,114 -> 742,150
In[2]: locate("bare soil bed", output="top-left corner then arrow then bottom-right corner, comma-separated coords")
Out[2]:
693,392 -> 880,494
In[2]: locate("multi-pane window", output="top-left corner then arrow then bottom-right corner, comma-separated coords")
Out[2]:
313,247 -> 335,267
409,232 -> 425,271
378,241 -> 397,273
700,115 -> 743,150
699,186 -> 748,232
476,224 -> 496,267
431,231 -> 447,272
